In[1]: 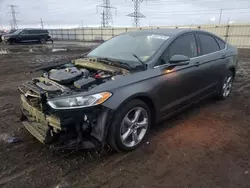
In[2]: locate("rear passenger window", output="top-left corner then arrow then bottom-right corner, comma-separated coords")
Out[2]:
169,34 -> 197,58
216,37 -> 226,49
28,30 -> 35,34
198,33 -> 220,55
34,30 -> 40,34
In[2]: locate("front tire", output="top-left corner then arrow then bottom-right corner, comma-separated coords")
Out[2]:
107,99 -> 151,152
216,70 -> 234,100
8,39 -> 16,45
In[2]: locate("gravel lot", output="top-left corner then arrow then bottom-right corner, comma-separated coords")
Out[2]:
0,45 -> 250,188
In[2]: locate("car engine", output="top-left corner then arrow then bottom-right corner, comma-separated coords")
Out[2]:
19,58 -> 129,99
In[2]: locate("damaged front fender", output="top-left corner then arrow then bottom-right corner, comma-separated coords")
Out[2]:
91,107 -> 113,142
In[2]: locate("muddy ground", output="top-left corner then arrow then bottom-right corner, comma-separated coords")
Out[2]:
0,46 -> 250,188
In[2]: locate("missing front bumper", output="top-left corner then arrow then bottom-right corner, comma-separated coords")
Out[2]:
20,94 -> 112,149
21,94 -> 62,144
21,94 -> 61,130
22,120 -> 52,144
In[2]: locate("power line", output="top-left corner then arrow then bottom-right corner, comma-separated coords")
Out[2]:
127,0 -> 146,27
149,0 -> 250,4
146,7 -> 250,14
97,0 -> 117,27
9,4 -> 18,29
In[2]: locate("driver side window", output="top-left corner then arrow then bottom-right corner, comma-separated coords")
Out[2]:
21,30 -> 28,35
161,34 -> 198,65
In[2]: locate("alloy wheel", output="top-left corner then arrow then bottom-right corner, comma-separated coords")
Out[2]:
222,74 -> 233,98
120,107 -> 149,148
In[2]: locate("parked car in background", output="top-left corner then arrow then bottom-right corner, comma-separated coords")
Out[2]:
1,28 -> 53,44
19,29 -> 238,152
0,30 -> 7,43
8,29 -> 17,34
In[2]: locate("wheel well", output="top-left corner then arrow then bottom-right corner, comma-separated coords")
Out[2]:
134,96 -> 156,126
229,67 -> 236,79
9,38 -> 16,42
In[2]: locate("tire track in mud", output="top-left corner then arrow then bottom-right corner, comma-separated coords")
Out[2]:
0,140 -> 118,187
0,166 -> 37,185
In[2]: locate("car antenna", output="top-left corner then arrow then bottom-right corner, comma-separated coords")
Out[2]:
132,54 -> 147,69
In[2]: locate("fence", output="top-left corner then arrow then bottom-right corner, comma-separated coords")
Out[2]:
47,24 -> 250,48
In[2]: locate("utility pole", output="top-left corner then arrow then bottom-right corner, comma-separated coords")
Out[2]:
9,5 -> 18,29
97,0 -> 117,27
40,18 -> 44,29
101,11 -> 105,27
127,0 -> 146,27
219,9 -> 223,24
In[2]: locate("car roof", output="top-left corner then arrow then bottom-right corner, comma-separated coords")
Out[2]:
126,28 -> 212,37
22,28 -> 48,31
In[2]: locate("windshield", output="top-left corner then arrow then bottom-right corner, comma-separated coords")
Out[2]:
87,33 -> 168,64
13,29 -> 23,35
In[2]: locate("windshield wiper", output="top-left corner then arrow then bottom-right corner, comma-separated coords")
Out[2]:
97,57 -> 132,70
132,54 -> 147,70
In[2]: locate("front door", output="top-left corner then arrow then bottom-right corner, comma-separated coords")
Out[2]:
154,33 -> 203,119
19,30 -> 32,42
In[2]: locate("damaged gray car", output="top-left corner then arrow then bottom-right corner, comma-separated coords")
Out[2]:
19,29 -> 238,152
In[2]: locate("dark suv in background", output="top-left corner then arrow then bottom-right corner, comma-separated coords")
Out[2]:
1,28 -> 53,44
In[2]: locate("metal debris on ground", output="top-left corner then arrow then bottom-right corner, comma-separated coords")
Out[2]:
0,133 -> 20,143
55,181 -> 70,188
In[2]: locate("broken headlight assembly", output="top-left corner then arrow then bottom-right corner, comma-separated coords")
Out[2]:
47,92 -> 112,110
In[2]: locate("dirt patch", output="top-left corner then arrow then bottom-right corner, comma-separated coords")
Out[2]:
0,48 -> 250,188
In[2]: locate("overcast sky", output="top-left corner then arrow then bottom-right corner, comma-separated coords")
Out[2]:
0,0 -> 250,29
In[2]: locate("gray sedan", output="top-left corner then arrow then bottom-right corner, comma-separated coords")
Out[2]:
19,29 -> 238,152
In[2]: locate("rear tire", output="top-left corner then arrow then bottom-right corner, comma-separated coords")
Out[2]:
215,70 -> 234,100
40,38 -> 46,44
107,99 -> 151,152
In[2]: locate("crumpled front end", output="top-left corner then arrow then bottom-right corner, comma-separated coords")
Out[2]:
19,81 -> 113,150
18,58 -> 130,149
20,94 -> 61,144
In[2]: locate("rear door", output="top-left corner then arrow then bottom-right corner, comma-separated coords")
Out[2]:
195,32 -> 228,95
31,30 -> 40,41
155,33 -> 203,118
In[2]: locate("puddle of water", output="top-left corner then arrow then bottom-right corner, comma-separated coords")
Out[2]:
0,49 -> 9,54
52,48 -> 68,52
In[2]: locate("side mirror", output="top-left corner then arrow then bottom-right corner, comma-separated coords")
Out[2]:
169,54 -> 190,64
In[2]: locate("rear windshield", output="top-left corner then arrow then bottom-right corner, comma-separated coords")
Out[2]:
216,37 -> 226,49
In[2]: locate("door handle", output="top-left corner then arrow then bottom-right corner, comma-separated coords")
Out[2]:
221,54 -> 226,59
195,62 -> 200,67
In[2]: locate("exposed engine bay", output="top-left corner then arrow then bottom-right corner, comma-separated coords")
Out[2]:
18,57 -> 130,149
19,58 -> 129,99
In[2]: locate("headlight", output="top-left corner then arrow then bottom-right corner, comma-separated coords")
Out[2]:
47,92 -> 112,109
